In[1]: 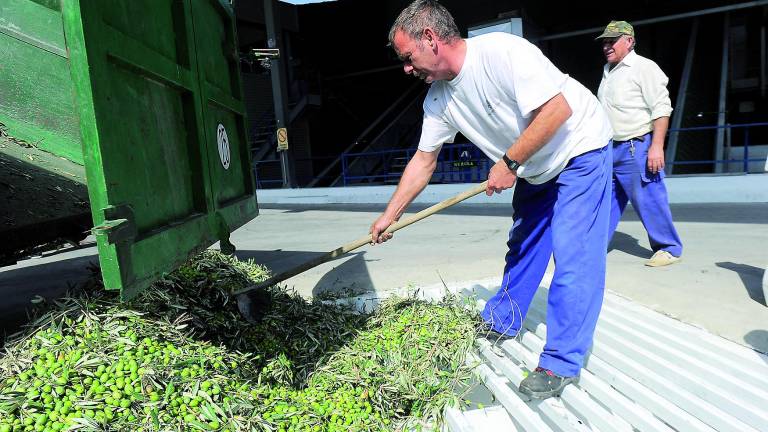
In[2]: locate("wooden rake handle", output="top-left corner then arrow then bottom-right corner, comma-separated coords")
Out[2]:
233,181 -> 489,296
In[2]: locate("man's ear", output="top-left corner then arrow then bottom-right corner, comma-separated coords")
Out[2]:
423,28 -> 436,48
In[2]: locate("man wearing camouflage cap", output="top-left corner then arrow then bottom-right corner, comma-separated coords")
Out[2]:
596,20 -> 683,267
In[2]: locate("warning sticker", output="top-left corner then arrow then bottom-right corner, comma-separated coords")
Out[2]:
276,127 -> 288,151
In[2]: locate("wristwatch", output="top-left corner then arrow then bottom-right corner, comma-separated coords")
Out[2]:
502,154 -> 521,172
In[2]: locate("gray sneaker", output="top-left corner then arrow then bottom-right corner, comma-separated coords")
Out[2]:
518,367 -> 577,399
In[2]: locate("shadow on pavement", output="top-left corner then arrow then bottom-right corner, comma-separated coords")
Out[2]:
608,231 -> 652,259
0,253 -> 98,341
235,249 -> 375,298
744,330 -> 768,356
235,249 -> 327,277
716,262 -> 766,306
310,252 -> 374,297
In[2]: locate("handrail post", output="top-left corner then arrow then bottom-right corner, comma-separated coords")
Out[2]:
744,128 -> 750,173
264,0 -> 296,188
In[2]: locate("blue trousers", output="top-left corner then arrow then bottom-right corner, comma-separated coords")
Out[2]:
609,134 -> 682,257
481,145 -> 612,377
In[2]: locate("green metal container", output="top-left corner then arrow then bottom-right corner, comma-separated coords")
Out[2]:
0,0 -> 258,299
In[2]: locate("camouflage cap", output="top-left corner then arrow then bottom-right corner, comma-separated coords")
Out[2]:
595,20 -> 634,40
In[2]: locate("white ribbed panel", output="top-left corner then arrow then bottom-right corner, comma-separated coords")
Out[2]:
443,406 -> 519,432
426,279 -> 768,432
465,352 -> 554,432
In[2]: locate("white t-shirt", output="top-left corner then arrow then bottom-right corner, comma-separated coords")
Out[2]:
598,50 -> 673,141
419,32 -> 613,184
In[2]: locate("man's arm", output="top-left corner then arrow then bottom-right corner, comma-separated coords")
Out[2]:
648,116 -> 669,174
486,93 -> 573,195
370,149 -> 438,244
639,60 -> 672,174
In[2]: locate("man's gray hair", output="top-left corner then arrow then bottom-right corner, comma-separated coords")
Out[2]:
623,34 -> 637,51
388,0 -> 461,46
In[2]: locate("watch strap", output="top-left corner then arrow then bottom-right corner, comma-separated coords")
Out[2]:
502,154 -> 520,172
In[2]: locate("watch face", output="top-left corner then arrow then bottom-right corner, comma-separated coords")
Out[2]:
504,155 -> 519,171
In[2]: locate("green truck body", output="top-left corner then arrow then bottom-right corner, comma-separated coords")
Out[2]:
0,0 -> 258,299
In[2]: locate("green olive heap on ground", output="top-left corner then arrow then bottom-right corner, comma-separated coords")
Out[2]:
0,251 -> 479,431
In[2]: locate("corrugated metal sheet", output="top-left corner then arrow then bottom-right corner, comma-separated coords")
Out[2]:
441,282 -> 768,432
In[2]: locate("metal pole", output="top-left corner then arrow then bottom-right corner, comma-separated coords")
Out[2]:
666,19 -> 698,175
715,13 -> 730,174
744,128 -> 750,173
761,25 -> 766,98
725,124 -> 732,172
264,0 -> 295,188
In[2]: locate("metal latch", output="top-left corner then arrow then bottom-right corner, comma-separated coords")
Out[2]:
92,204 -> 136,244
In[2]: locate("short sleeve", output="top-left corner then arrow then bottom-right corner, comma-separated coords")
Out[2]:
418,89 -> 458,153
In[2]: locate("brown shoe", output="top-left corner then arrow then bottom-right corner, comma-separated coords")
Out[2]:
646,250 -> 681,267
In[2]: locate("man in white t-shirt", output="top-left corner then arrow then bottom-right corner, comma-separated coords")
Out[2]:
596,21 -> 683,267
369,0 -> 613,399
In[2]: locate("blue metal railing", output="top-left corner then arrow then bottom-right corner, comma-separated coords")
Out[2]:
341,143 -> 491,186
667,122 -> 768,173
252,159 -> 283,189
337,122 -> 767,185
253,122 -> 767,188
253,157 -> 340,189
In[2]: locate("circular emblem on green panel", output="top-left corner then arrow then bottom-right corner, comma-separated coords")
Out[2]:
217,123 -> 231,170
216,123 -> 230,169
